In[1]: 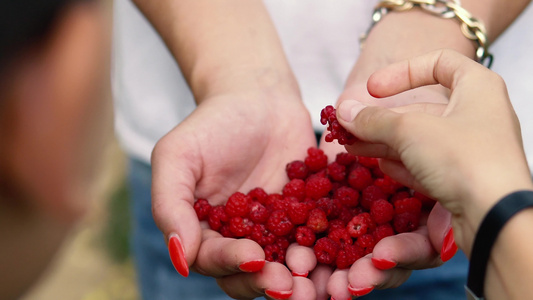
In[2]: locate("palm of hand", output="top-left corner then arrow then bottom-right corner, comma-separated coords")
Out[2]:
152,92 -> 319,298
176,94 -> 316,203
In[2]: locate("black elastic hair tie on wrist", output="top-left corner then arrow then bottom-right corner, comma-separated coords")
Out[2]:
466,190 -> 533,300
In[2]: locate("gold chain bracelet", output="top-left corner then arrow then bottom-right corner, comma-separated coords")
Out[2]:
360,0 -> 493,68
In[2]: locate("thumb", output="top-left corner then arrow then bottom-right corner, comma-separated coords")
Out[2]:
337,99 -> 408,147
151,140 -> 203,278
426,203 -> 458,263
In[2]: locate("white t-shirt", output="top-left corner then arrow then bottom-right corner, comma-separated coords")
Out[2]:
112,0 -> 533,171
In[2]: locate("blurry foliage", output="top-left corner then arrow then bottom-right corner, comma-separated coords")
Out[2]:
102,181 -> 131,263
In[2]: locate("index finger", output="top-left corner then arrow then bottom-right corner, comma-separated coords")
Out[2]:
366,49 -> 487,98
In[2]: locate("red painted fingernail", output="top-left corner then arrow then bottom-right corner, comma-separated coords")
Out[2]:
291,270 -> 309,277
265,289 -> 293,299
441,227 -> 458,262
348,285 -> 374,297
331,297 -> 352,300
239,260 -> 265,272
168,234 -> 189,277
371,257 -> 397,270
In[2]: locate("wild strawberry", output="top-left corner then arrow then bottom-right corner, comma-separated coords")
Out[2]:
348,166 -> 373,191
370,199 -> 394,224
305,176 -> 332,199
229,217 -> 254,237
193,198 -> 211,221
248,187 -> 268,205
304,147 -> 328,172
314,237 -> 340,265
295,226 -> 316,247
327,162 -> 346,182
334,186 -> 359,207
267,210 -> 294,236
306,208 -> 329,233
286,160 -> 309,180
225,192 -> 251,217
282,178 -> 306,201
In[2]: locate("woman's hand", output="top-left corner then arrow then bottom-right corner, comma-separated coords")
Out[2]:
338,49 -> 533,256
151,88 -> 321,299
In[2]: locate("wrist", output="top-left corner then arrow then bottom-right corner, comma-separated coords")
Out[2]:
456,180 -> 533,257
191,63 -> 300,104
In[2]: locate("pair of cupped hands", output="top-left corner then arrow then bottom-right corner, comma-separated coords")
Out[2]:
150,50 -> 531,300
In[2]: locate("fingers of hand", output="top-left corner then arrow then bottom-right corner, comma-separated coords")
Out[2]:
327,269 -> 351,300
286,244 -> 317,277
371,228 -> 442,270
367,49 -> 480,98
157,200 -> 202,269
348,254 -> 412,292
216,262 -> 293,300
194,236 -> 265,277
309,264 -> 334,300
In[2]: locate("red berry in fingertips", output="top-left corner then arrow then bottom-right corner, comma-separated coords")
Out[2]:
283,178 -> 306,201
347,213 -> 371,238
335,152 -> 357,166
361,185 -> 387,210
320,106 -> 357,145
287,202 -> 310,225
295,226 -> 316,247
328,228 -> 353,246
334,186 -> 359,207
248,202 -> 270,224
264,244 -> 285,264
314,237 -> 340,265
320,105 -> 335,125
286,160 -> 308,180
307,208 -> 329,233
229,217 -> 254,237
373,223 -> 394,243
225,192 -> 251,217
249,224 -> 276,246
267,210 -> 294,236
327,162 -> 346,182
370,199 -> 394,224
393,212 -> 420,233
208,205 -> 229,231
193,198 -> 211,221
348,166 -> 373,191
305,177 -> 333,199
248,187 -> 268,205
304,147 -> 328,172
394,197 -> 422,215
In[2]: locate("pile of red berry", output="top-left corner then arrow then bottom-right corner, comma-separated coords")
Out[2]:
194,147 -> 435,269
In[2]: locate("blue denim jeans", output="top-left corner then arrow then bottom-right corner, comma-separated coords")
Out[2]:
128,158 -> 468,300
